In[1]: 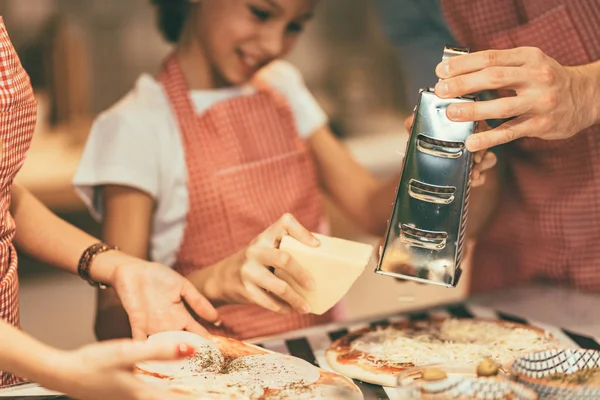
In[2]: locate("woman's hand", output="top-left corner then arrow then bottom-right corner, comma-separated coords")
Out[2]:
100,252 -> 220,340
434,47 -> 599,151
201,213 -> 317,314
403,115 -> 497,186
40,339 -> 196,400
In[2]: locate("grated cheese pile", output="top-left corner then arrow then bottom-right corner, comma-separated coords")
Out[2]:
351,319 -> 556,367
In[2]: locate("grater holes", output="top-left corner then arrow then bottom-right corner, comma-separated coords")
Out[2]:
417,134 -> 465,159
408,179 -> 456,204
400,224 -> 448,250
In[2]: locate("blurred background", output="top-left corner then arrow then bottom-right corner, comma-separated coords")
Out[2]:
2,0 -> 469,349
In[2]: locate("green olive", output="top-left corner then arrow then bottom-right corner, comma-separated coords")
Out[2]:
476,359 -> 500,377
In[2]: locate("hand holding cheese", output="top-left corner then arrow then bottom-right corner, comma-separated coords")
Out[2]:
277,234 -> 374,315
198,213 -> 318,314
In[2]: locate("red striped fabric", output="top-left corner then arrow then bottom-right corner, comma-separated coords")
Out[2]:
0,17 -> 37,386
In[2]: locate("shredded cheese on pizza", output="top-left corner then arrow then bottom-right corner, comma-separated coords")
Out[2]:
351,319 -> 557,367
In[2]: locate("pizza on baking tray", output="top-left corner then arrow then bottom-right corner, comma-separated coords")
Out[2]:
134,331 -> 362,400
325,318 -> 563,387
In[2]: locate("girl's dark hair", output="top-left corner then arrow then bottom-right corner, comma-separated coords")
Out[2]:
150,0 -> 188,43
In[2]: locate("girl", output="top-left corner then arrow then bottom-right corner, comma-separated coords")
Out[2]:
0,17 -> 216,399
74,0 -> 496,340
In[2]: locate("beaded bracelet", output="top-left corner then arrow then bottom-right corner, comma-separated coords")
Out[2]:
77,242 -> 118,289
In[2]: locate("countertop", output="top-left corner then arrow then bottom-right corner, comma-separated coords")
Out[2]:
469,283 -> 600,338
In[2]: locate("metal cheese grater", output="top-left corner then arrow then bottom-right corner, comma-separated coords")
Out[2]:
375,45 -> 477,288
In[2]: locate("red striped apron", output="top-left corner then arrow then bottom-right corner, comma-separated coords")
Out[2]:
0,18 -> 38,386
158,56 -> 334,340
441,0 -> 600,293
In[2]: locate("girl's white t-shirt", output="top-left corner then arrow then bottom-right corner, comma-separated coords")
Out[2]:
73,60 -> 327,267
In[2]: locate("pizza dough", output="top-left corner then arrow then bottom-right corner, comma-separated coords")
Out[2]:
277,233 -> 374,315
137,330 -> 224,377
136,331 -> 362,399
264,384 -> 364,400
167,375 -> 264,399
325,318 -> 562,387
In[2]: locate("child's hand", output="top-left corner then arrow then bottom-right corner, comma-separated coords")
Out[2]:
471,149 -> 497,187
403,115 -> 497,187
206,213 -> 316,315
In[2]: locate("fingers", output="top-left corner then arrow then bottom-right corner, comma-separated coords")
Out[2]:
268,213 -> 319,248
249,247 -> 315,291
436,66 -> 531,100
181,280 -> 219,324
471,151 -> 497,187
98,339 -> 195,368
473,150 -> 484,164
131,329 -> 147,341
480,152 -> 498,171
465,116 -> 531,151
241,260 -> 310,313
436,48 -> 534,79
129,317 -> 148,342
445,96 -> 529,124
471,170 -> 486,187
243,279 -> 292,314
118,291 -> 150,342
473,150 -> 496,167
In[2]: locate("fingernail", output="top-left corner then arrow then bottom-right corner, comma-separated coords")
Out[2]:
213,319 -> 222,327
437,61 -> 450,77
466,136 -> 480,151
311,236 -> 320,246
436,82 -> 449,96
447,107 -> 462,118
447,106 -> 461,119
301,304 -> 311,314
177,344 -> 195,357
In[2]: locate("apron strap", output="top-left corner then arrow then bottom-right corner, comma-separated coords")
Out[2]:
157,54 -> 204,145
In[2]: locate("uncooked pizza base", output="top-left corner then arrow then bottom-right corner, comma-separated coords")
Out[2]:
135,332 -> 362,399
137,330 -> 224,377
325,318 -> 563,387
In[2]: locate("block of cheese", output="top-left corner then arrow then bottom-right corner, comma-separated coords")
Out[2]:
275,233 -> 374,315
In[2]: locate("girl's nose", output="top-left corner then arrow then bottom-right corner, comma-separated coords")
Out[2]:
260,29 -> 285,58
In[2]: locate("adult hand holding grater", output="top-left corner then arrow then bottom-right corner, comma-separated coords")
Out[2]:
375,45 -> 495,288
